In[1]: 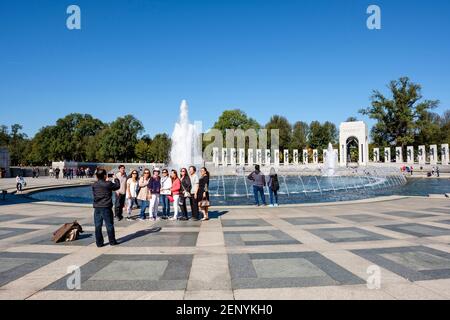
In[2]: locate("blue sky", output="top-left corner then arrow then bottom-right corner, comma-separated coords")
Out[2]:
1,0 -> 449,138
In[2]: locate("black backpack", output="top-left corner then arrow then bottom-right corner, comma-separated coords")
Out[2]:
271,175 -> 280,191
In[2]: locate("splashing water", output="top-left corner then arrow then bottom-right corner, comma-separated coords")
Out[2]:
169,100 -> 203,170
323,143 -> 337,176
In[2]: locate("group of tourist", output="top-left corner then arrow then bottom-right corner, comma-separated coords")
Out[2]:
91,165 -> 211,247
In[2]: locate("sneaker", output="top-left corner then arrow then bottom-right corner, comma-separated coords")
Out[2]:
126,217 -> 132,221
269,204 -> 274,207
169,217 -> 177,221
275,204 -> 279,207
137,218 -> 145,221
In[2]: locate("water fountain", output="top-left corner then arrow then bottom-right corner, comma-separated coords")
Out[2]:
323,143 -> 337,176
170,100 -> 203,170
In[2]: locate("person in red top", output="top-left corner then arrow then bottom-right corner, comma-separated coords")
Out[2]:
170,170 -> 181,220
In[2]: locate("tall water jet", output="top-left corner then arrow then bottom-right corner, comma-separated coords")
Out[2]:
170,100 -> 203,170
323,143 -> 337,176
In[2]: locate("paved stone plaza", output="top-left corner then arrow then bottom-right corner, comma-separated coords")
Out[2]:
0,178 -> 450,300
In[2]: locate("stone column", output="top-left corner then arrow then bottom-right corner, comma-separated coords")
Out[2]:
418,145 -> 426,165
283,150 -> 289,166
230,148 -> 236,166
274,149 -> 280,167
395,147 -> 403,163
248,149 -> 254,167
373,148 -> 380,162
384,148 -> 391,163
430,145 -> 438,165
313,150 -> 319,164
222,148 -> 228,166
303,149 -> 309,164
293,149 -> 299,165
264,149 -> 271,166
213,147 -> 219,167
256,149 -> 262,165
441,144 -> 449,165
407,146 -> 414,164
238,148 -> 245,166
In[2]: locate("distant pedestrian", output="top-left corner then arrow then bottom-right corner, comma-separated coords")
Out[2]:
268,167 -> 280,207
55,168 -> 60,179
248,165 -> 267,206
16,175 -> 26,192
92,169 -> 120,247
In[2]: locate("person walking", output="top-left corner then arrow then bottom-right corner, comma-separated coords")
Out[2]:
247,165 -> 267,206
198,167 -> 210,221
268,167 -> 280,207
170,170 -> 181,221
55,167 -> 60,179
114,165 -> 128,221
16,175 -> 25,192
137,169 -> 151,220
149,169 -> 161,221
126,170 -> 139,221
160,169 -> 172,219
92,169 -> 120,247
189,166 -> 200,221
179,168 -> 192,220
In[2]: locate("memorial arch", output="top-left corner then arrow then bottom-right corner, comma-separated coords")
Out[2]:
339,121 -> 369,166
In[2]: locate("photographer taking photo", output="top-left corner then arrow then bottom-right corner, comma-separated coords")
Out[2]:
92,169 -> 121,247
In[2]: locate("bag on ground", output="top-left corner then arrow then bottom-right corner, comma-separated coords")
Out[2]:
52,221 -> 83,243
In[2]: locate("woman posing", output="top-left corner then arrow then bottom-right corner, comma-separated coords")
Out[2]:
198,167 -> 210,221
170,170 -> 181,221
137,169 -> 152,220
160,169 -> 172,219
125,170 -> 139,221
179,167 -> 192,221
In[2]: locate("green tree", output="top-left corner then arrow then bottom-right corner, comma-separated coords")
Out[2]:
135,140 -> 151,162
99,115 -> 144,162
290,121 -> 309,150
308,121 -> 338,150
360,77 -> 439,147
265,115 -> 292,151
149,134 -> 171,163
213,109 -> 260,137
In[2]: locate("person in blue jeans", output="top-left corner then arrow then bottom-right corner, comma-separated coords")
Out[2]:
137,169 -> 151,220
268,167 -> 280,207
160,169 -> 172,219
247,165 -> 267,206
91,169 -> 121,247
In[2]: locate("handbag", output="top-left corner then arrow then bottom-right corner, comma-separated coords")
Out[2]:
168,195 -> 174,203
181,179 -> 191,198
199,197 -> 210,208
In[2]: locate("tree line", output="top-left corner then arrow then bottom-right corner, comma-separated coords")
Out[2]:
1,77 -> 449,166
0,114 -> 171,166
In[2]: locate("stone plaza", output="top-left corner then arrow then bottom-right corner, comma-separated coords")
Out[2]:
0,178 -> 450,300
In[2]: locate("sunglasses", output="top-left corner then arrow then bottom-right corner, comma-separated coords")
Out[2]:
132,172 -> 138,175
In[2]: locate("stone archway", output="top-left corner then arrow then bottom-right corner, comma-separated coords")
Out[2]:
346,136 -> 359,163
339,121 -> 369,166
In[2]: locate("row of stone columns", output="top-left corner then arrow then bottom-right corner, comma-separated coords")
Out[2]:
373,144 -> 449,165
212,148 -> 339,167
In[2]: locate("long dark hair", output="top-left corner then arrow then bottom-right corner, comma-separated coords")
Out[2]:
180,167 -> 188,178
171,169 -> 179,181
201,167 -> 210,177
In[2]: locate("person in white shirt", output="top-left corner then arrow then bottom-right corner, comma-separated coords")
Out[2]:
16,176 -> 26,192
160,169 -> 172,219
125,170 -> 139,221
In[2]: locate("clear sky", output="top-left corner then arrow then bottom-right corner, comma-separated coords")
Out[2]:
1,0 -> 449,138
